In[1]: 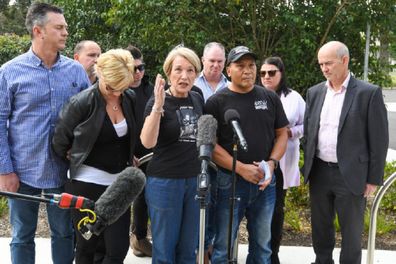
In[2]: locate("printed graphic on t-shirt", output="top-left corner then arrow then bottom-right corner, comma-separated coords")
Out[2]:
254,100 -> 268,110
176,106 -> 198,142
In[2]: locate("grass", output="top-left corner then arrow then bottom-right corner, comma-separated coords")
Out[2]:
391,74 -> 396,87
0,197 -> 7,217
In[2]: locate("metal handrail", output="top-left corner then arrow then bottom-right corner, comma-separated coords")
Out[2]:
138,152 -> 153,167
366,172 -> 396,264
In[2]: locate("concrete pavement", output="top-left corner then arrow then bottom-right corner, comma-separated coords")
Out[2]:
0,237 -> 395,263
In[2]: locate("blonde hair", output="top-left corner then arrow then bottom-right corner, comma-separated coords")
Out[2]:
95,49 -> 134,92
163,46 -> 201,79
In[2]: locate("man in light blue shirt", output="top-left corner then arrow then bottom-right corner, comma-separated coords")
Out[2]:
0,3 -> 90,264
194,42 -> 229,263
194,42 -> 229,102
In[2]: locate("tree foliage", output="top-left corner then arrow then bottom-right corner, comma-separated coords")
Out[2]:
0,0 -> 32,36
2,0 -> 395,91
0,34 -> 30,66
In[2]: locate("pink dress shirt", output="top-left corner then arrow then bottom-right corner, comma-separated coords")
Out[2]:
316,73 -> 351,163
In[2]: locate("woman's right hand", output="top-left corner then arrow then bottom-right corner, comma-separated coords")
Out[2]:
153,74 -> 166,110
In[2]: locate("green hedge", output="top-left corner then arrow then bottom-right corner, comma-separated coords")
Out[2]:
287,158 -> 396,213
0,34 -> 30,66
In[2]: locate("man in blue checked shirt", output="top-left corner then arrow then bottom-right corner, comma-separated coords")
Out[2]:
0,3 -> 90,264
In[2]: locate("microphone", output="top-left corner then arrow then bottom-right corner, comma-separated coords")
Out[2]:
80,166 -> 146,239
197,115 -> 218,160
196,115 -> 217,193
44,193 -> 95,209
224,109 -> 248,152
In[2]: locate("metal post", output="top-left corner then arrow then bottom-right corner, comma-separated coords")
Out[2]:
367,172 -> 396,264
363,22 -> 371,82
227,137 -> 239,264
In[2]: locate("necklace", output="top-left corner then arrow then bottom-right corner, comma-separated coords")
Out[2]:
112,105 -> 119,111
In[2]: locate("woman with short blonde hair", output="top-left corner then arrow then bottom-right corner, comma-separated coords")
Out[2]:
95,49 -> 134,92
140,46 -> 204,263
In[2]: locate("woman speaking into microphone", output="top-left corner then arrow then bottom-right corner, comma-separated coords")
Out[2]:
52,49 -> 137,264
140,46 -> 204,263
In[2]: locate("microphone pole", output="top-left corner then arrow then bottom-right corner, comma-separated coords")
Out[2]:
196,158 -> 210,264
0,190 -> 55,204
227,134 -> 239,264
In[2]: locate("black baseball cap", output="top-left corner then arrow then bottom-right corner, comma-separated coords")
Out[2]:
227,46 -> 257,65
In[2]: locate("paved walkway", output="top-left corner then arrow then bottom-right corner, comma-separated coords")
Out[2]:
0,237 -> 395,263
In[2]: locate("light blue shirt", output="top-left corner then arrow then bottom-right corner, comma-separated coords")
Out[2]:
194,72 -> 229,102
0,48 -> 90,188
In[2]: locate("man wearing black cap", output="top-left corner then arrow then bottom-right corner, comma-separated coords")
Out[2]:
205,46 -> 289,263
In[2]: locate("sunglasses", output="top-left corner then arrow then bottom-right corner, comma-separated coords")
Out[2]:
260,70 -> 279,77
135,63 -> 145,72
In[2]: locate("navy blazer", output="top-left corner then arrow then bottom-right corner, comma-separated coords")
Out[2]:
302,76 -> 388,195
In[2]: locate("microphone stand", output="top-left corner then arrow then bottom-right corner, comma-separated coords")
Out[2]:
196,159 -> 210,264
227,134 -> 239,264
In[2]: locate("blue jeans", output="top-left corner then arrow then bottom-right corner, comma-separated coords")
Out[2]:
211,170 -> 276,264
8,182 -> 74,264
145,176 -> 199,264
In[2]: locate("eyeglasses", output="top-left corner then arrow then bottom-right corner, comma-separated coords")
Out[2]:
260,70 -> 279,77
135,63 -> 145,72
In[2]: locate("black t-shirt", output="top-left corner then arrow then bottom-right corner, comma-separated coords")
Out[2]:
205,85 -> 288,166
144,91 -> 204,179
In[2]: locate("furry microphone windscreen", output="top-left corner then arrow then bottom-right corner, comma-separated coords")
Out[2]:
196,114 -> 218,160
94,166 -> 145,225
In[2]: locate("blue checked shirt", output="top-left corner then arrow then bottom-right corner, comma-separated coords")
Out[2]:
0,48 -> 90,188
194,72 -> 229,102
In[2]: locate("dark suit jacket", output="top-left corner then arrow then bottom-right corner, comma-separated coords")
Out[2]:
302,76 -> 388,195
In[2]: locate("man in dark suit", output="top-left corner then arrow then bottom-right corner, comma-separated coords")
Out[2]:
303,41 -> 388,264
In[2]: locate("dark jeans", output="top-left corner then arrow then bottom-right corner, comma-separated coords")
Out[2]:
211,170 -> 276,264
131,163 -> 149,240
271,167 -> 287,264
66,180 -> 130,264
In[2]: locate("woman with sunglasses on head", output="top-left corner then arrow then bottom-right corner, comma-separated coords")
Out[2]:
52,49 -> 137,264
140,46 -> 204,264
260,56 -> 305,264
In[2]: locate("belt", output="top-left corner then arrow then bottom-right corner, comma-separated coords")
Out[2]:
315,157 -> 339,168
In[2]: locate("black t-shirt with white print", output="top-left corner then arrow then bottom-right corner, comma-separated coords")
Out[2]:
205,85 -> 288,166
144,91 -> 204,179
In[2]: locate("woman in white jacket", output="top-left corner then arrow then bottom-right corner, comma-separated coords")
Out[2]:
260,56 -> 305,264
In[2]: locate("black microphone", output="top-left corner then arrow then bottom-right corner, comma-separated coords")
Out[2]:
81,166 -> 146,239
224,109 -> 248,152
196,115 -> 217,193
197,115 -> 218,160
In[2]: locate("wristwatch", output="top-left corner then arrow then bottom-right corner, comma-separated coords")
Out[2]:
269,158 -> 279,169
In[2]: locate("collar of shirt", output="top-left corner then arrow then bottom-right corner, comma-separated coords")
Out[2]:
195,72 -> 229,101
27,47 -> 62,68
197,71 -> 228,85
325,72 -> 351,94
